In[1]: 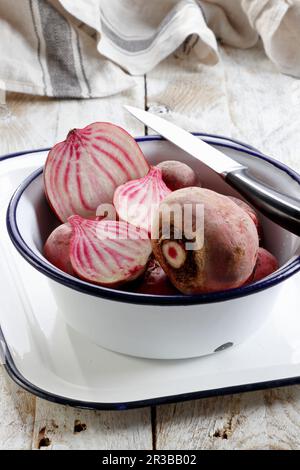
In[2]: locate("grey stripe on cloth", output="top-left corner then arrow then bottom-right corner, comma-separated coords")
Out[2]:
29,0 -> 47,95
75,28 -> 91,97
38,1 -> 82,97
100,1 -> 196,53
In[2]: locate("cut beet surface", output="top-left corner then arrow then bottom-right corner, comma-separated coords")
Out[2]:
44,122 -> 149,222
68,215 -> 152,287
113,166 -> 171,233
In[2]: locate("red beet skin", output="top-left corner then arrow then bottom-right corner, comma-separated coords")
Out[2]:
251,247 -> 279,282
136,259 -> 178,295
228,196 -> 259,228
156,160 -> 197,190
44,122 -> 149,222
44,223 -> 74,275
68,215 -> 152,287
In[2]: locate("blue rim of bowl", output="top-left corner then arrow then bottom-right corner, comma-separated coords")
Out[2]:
5,134 -> 300,307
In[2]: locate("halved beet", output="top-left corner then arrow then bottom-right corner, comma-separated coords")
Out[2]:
113,166 -> 171,233
44,222 -> 74,275
68,215 -> 152,286
44,123 -> 149,222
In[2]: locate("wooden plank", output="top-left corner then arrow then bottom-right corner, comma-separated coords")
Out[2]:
0,83 -> 152,450
0,88 -> 145,154
155,387 -> 300,450
32,401 -> 151,450
146,42 -> 300,172
0,371 -> 35,450
145,53 -> 233,136
146,44 -> 300,450
220,44 -> 300,171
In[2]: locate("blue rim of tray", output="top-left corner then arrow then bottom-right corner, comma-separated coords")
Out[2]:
1,324 -> 300,411
1,133 -> 300,410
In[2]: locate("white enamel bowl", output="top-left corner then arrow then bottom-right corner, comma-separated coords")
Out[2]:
6,135 -> 300,359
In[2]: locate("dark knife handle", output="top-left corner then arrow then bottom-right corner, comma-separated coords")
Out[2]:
225,168 -> 300,236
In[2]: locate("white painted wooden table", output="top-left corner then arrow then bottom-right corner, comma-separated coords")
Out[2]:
1,44 -> 300,450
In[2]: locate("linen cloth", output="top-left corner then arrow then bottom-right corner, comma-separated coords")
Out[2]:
0,0 -> 299,98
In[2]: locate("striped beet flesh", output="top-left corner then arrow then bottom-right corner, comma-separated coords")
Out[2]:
44,123 -> 149,222
113,166 -> 172,233
68,215 -> 152,286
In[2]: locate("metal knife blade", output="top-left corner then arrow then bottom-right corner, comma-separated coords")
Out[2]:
124,105 -> 245,175
125,105 -> 300,236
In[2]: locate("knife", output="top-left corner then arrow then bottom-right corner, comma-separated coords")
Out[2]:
125,105 -> 300,236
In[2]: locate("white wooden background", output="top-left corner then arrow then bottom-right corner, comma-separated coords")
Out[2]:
1,43 -> 300,450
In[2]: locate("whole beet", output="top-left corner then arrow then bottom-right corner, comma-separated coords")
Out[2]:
250,247 -> 279,282
151,187 -> 259,294
156,160 -> 197,190
136,258 -> 178,295
228,195 -> 263,240
228,196 -> 258,227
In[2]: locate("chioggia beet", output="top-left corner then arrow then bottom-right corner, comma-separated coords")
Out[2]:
68,215 -> 152,287
250,247 -> 279,282
151,187 -> 259,294
44,223 -> 74,275
156,160 -> 197,190
44,122 -> 149,222
113,166 -> 171,233
136,258 -> 178,295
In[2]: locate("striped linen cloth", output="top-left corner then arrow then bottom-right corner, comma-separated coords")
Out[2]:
0,0 -> 299,98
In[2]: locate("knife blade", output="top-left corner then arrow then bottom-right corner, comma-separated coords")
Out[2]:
124,105 -> 244,175
125,105 -> 300,236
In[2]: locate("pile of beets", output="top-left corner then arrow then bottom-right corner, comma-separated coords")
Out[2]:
44,122 -> 278,295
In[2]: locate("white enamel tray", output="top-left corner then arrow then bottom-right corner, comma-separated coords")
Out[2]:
1,138 -> 300,410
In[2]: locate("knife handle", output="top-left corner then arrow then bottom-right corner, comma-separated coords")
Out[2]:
225,168 -> 300,236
